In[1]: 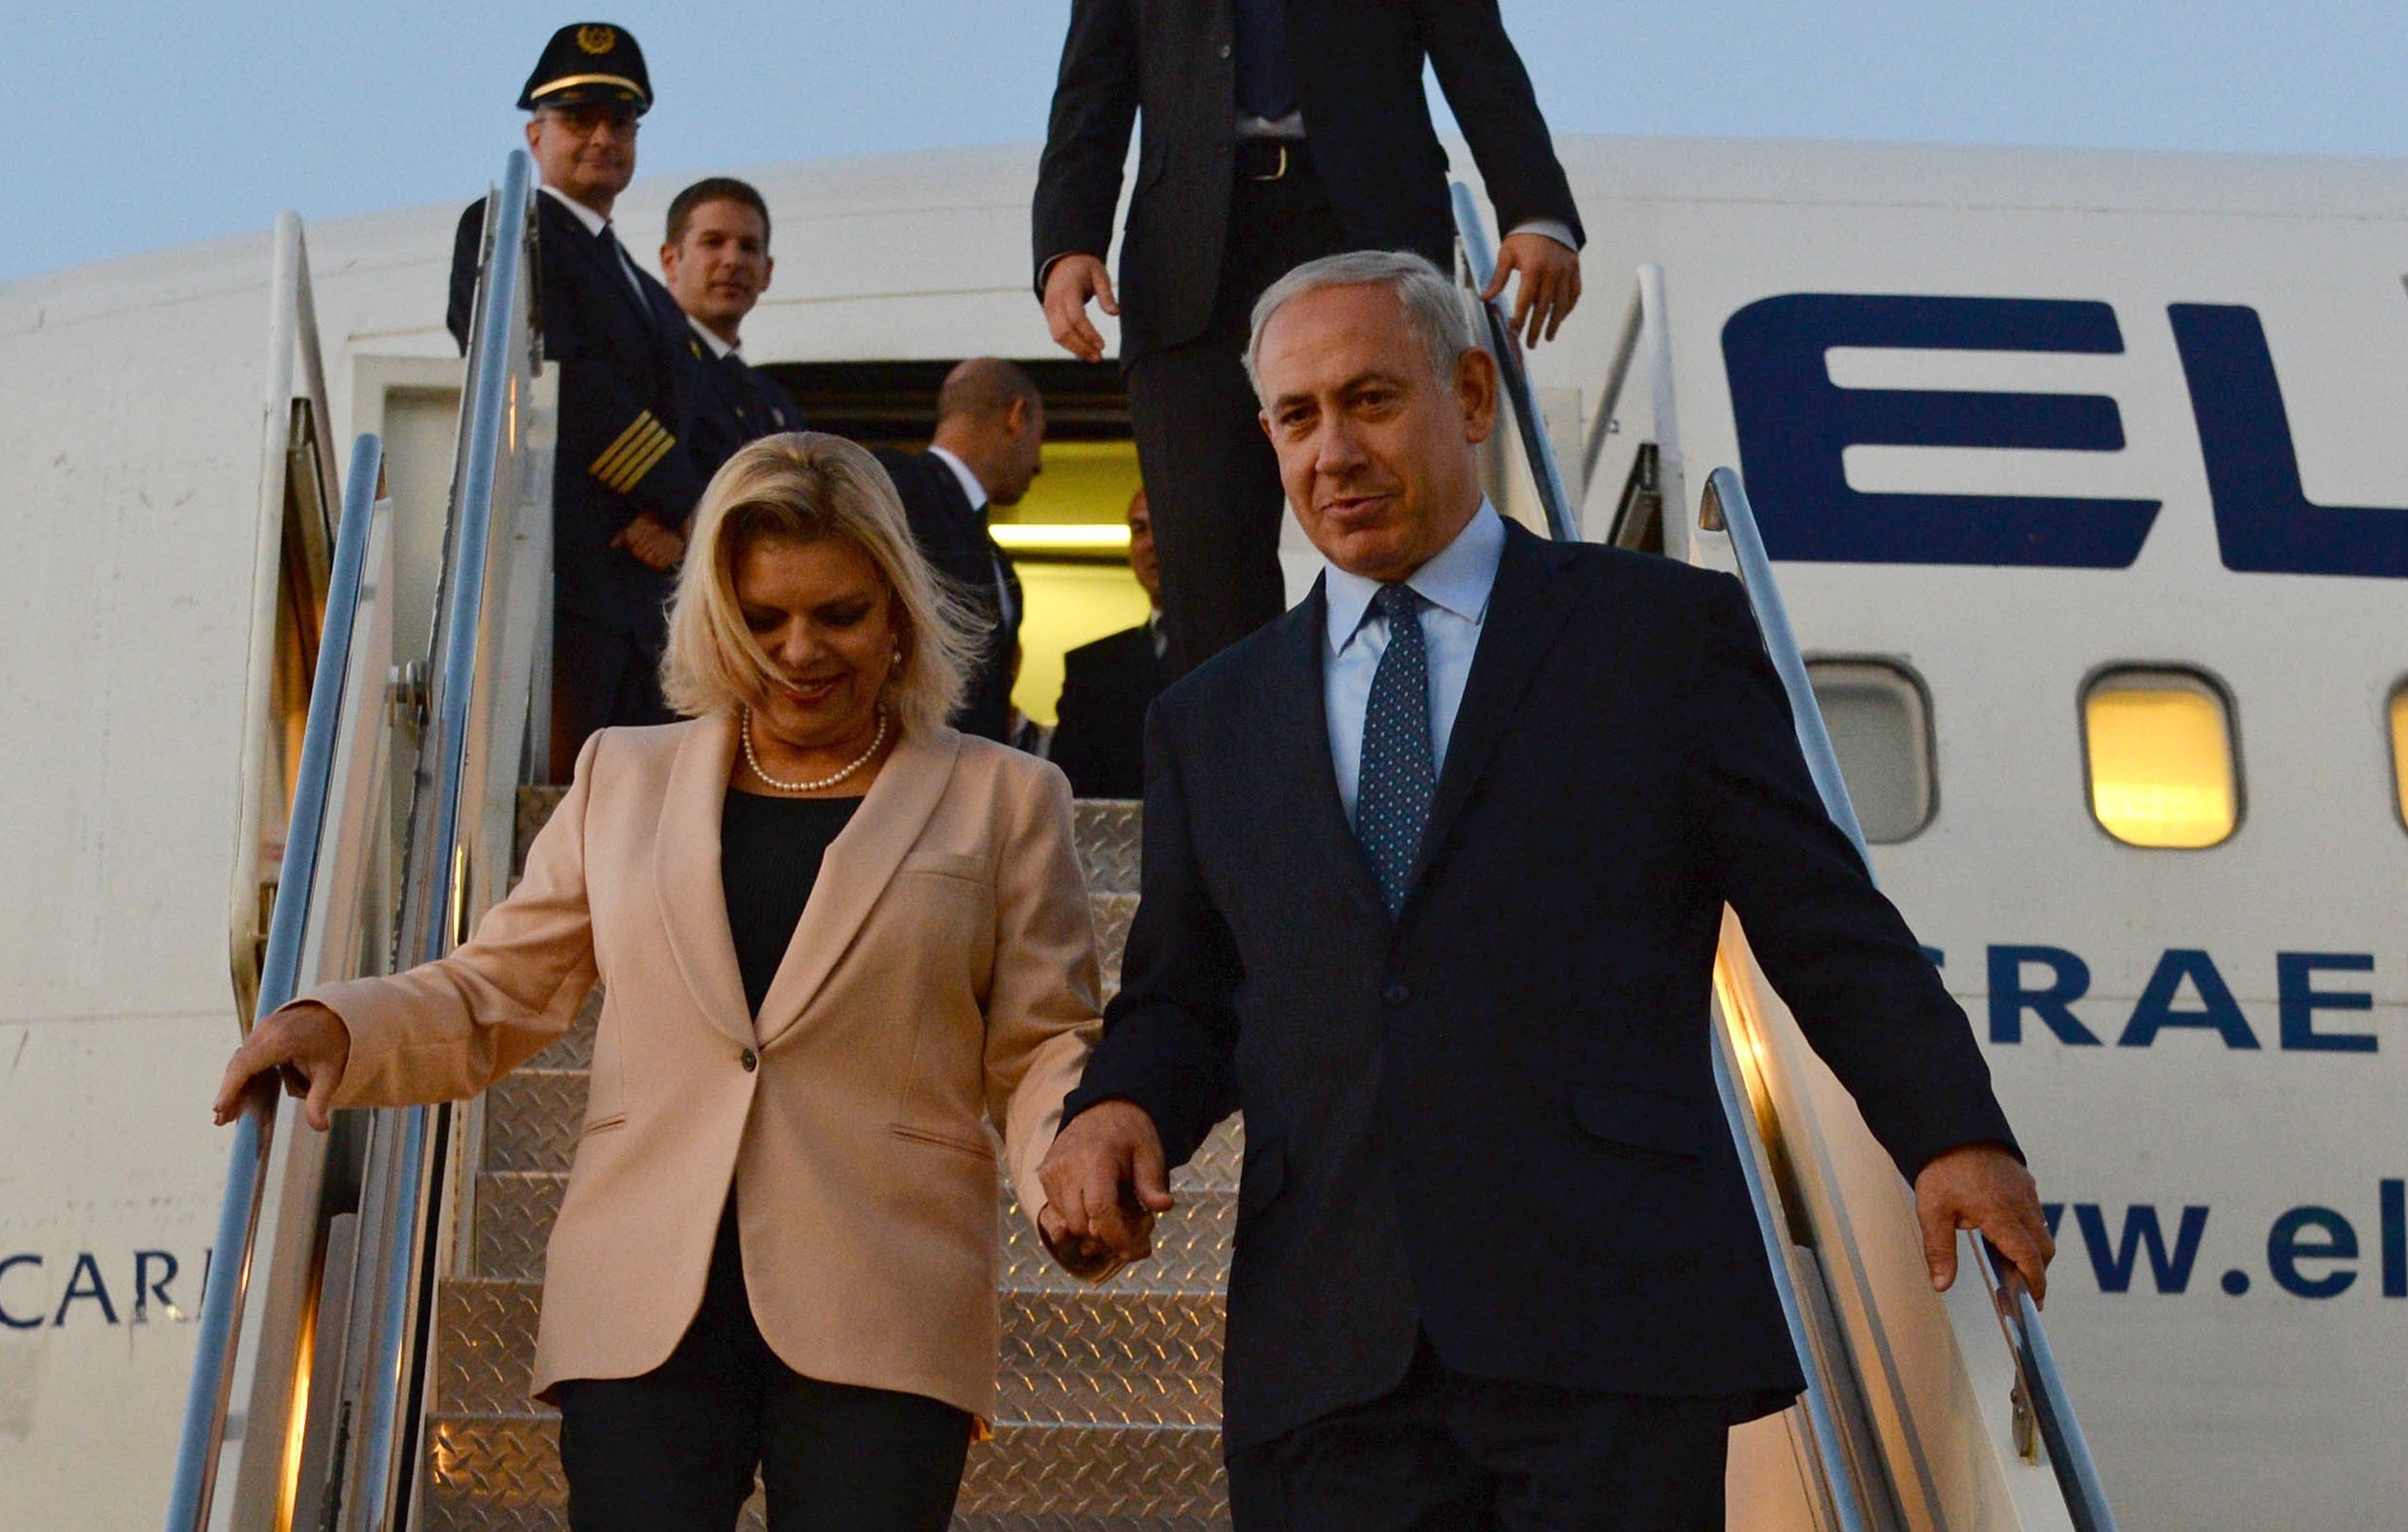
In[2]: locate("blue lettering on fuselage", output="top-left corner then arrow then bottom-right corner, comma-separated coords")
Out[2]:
1721,294 -> 2408,578
1968,945 -> 2382,1050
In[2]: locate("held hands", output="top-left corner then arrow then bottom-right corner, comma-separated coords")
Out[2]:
1041,254 -> 1119,364
1483,230 -> 1583,348
213,1000 -> 351,1132
1914,1142 -> 2055,1305
610,514 -> 686,571
1037,1098 -> 1176,1280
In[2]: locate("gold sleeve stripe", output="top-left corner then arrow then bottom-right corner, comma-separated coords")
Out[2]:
590,413 -> 667,486
609,428 -> 678,491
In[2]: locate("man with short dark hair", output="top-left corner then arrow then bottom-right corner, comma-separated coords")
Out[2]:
875,360 -> 1045,743
661,177 -> 800,478
446,23 -> 702,778
1048,488 -> 1164,799
1040,251 -> 2051,1529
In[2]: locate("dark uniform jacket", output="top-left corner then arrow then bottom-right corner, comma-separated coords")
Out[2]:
1048,621 -> 1163,799
448,191 -> 705,639
873,448 -> 1023,744
682,329 -> 801,481
1065,522 -> 2016,1449
1032,0 -> 1585,358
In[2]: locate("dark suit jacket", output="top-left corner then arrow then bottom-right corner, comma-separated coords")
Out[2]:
682,331 -> 801,481
448,193 -> 705,638
1033,0 -> 1585,358
1049,621 -> 1163,799
874,449 -> 1023,744
1065,523 -> 2015,1448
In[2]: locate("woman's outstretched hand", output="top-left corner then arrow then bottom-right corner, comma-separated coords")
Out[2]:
213,1000 -> 352,1132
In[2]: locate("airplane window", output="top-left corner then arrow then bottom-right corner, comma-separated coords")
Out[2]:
1807,660 -> 1935,843
2391,684 -> 2408,830
2083,669 -> 2238,849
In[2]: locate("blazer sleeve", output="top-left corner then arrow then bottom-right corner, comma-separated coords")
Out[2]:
1686,575 -> 2014,1182
984,761 -> 1107,1234
446,200 -> 486,355
1031,0 -> 1140,295
297,732 -> 605,1110
556,342 -> 707,532
1419,0 -> 1585,247
1061,703 -> 1242,1168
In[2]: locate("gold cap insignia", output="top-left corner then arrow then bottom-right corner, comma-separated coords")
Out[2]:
576,25 -> 617,56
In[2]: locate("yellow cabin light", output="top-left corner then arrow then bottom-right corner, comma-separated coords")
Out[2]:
2083,671 -> 2238,849
990,523 -> 1132,555
2390,686 -> 2408,829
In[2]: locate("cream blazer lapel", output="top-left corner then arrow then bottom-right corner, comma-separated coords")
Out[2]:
653,712 -> 756,1047
752,725 -> 959,1047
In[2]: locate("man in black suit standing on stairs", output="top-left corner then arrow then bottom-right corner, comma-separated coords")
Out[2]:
1050,487 -> 1165,799
1034,0 -> 1585,682
446,23 -> 703,779
1038,251 -> 2054,1529
875,360 -> 1045,744
660,176 -> 801,478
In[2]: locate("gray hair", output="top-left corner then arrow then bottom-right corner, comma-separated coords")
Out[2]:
1243,250 -> 1478,401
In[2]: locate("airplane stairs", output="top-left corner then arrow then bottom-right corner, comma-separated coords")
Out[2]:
417,796 -> 1242,1532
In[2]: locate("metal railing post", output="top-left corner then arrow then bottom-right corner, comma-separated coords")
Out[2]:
1450,182 -> 1580,542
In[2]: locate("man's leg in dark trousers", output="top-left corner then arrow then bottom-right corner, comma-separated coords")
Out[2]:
1225,1339 -> 1729,1532
1125,153 -> 1351,681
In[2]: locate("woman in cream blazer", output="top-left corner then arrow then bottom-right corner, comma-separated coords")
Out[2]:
218,434 -> 1103,1531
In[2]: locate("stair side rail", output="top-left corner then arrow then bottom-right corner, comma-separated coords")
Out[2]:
166,427 -> 389,1532
329,145 -> 549,1532
1698,465 -> 2118,1532
1449,182 -> 1580,542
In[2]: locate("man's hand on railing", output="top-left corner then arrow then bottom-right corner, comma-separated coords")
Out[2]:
1041,253 -> 1119,364
1915,1142 -> 2054,1305
213,1000 -> 351,1133
1484,230 -> 1582,348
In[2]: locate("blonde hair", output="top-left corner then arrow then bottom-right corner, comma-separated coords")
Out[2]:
659,432 -> 984,735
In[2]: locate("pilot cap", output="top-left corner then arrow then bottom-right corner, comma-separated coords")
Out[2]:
518,23 -> 652,114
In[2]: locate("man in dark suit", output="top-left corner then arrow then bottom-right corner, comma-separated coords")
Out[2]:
1034,0 -> 1585,682
874,360 -> 1044,743
1049,488 -> 1164,799
446,23 -> 703,778
659,177 -> 802,478
1038,252 -> 2053,1528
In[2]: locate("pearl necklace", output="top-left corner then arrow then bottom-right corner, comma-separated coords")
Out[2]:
741,704 -> 888,793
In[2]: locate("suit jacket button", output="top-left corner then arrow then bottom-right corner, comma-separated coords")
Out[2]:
1383,983 -> 1411,1005
740,1047 -> 758,1072
1219,41 -> 1232,58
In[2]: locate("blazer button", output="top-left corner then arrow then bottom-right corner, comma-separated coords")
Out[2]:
739,1047 -> 758,1072
1219,41 -> 1232,58
1383,982 -> 1412,1006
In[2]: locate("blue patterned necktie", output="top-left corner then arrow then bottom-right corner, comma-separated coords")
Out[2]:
1355,585 -> 1436,915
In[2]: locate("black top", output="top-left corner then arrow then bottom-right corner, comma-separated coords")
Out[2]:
720,791 -> 862,1017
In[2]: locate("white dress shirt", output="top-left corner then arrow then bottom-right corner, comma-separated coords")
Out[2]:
541,184 -> 651,305
1323,500 -> 1506,821
687,315 -> 737,360
926,445 -> 1021,632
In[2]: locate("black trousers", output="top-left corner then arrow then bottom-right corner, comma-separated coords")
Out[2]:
550,609 -> 673,781
554,1199 -> 973,1532
1224,1336 -> 1730,1532
1125,145 -> 1350,681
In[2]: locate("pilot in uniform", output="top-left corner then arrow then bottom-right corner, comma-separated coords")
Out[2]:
446,24 -> 704,779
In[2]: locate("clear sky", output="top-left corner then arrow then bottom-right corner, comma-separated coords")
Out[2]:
5,1 -> 2402,281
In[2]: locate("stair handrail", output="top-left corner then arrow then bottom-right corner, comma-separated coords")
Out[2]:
339,146 -> 544,1531
1699,464 -> 2119,1532
1448,182 -> 1580,542
166,429 -> 388,1532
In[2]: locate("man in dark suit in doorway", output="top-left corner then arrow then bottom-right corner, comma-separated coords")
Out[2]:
660,177 -> 801,478
1034,0 -> 1585,682
875,360 -> 1044,743
446,23 -> 703,778
1038,251 -> 2053,1529
1049,487 -> 1165,799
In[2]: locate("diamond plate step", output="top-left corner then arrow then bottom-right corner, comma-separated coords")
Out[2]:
433,1281 -> 1226,1422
